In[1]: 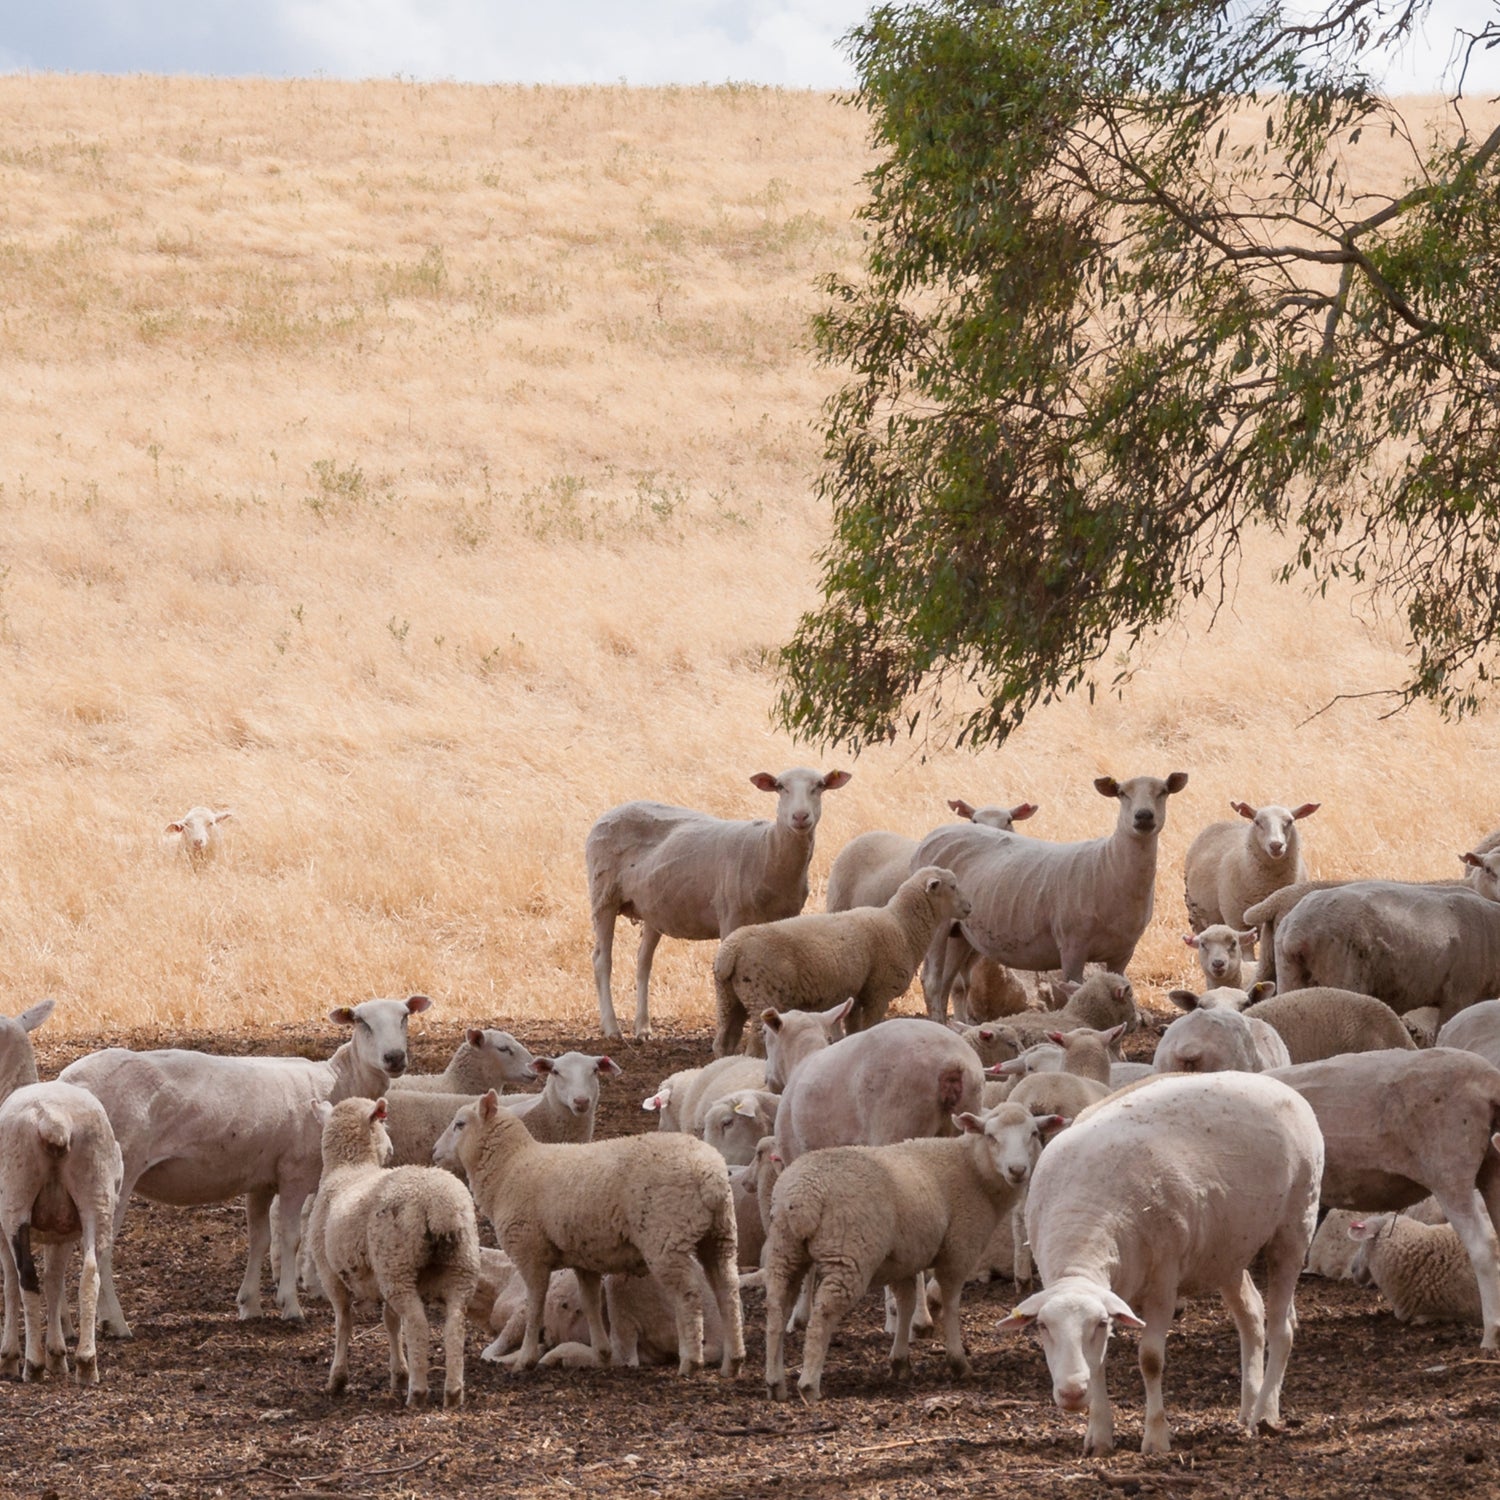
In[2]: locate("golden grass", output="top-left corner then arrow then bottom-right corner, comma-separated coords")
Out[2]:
1,75 -> 1496,1040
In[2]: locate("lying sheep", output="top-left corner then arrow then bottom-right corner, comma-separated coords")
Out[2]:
587,767 -> 851,1041
1348,1214 -> 1481,1327
642,1055 -> 766,1132
1154,1003 -> 1291,1073
1183,799 -> 1318,932
436,1091 -> 744,1375
164,805 -> 233,860
950,1021 -> 1023,1069
0,1082 -> 122,1384
1242,988 -> 1418,1063
389,1029 -> 537,1095
307,1097 -> 479,1407
60,993 -> 432,1333
1182,925 -> 1257,988
712,867 -> 971,1055
916,771 -> 1188,1016
999,1072 -> 1323,1456
1304,1209 -> 1367,1281
765,1103 -> 1058,1402
951,959 -> 1032,1024
700,1090 -> 779,1167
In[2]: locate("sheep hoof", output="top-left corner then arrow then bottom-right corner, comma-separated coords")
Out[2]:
721,1356 -> 745,1379
45,1351 -> 68,1377
24,1361 -> 45,1383
889,1357 -> 912,1381
327,1372 -> 349,1396
679,1358 -> 704,1376
235,1301 -> 263,1322
796,1379 -> 821,1405
74,1355 -> 98,1385
946,1353 -> 972,1378
444,1385 -> 464,1409
406,1388 -> 429,1408
0,1354 -> 20,1379
101,1320 -> 133,1341
767,1379 -> 787,1402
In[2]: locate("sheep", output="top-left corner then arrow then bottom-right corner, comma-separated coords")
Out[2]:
915,771 -> 1188,1020
951,959 -> 1032,1024
501,1052 -> 623,1144
1267,1048 -> 1500,1348
642,1055 -> 766,1133
434,1090 -> 745,1376
712,867 -> 971,1055
306,1097 -> 479,1407
0,1082 -> 122,1384
477,1259 -> 591,1365
950,1021 -> 1023,1069
729,1136 -> 781,1271
1347,1214 -> 1482,1328
1304,1209 -> 1367,1281
59,993 -> 431,1334
1182,925 -> 1257,988
1402,1007 -> 1442,1048
389,1029 -> 537,1094
1274,881 -> 1500,1023
1183,799 -> 1319,933
1002,972 -> 1138,1050
700,1090 -> 779,1167
164,804 -> 233,860
764,1103 -> 1058,1402
1154,1004 -> 1291,1074
1435,1000 -> 1500,1069
0,999 -> 54,1102
587,767 -> 851,1041
762,1000 -> 854,1094
1463,830 -> 1500,902
1240,988 -> 1419,1063
826,798 -> 1037,916
998,1071 -> 1323,1456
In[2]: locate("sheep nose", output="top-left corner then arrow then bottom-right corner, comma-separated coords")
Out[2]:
1268,841 -> 1286,857
572,1096 -> 590,1113
383,1052 -> 407,1076
790,812 -> 812,831
1133,811 -> 1155,830
1210,960 -> 1227,975
1006,1165 -> 1028,1185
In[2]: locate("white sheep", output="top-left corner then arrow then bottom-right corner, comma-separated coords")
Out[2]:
1303,1209 -> 1367,1281
950,1021 -> 1023,1069
764,1103 -> 1058,1402
1463,830 -> 1500,902
700,1089 -> 779,1167
729,1135 -> 781,1271
1435,1000 -> 1500,1069
642,1055 -> 766,1132
501,1052 -> 623,1144
0,1082 -> 122,1384
164,805 -> 233,860
1268,1048 -> 1500,1348
1154,1002 -> 1291,1074
1182,925 -> 1257,988
586,767 -> 851,1041
59,993 -> 431,1333
999,1072 -> 1323,1456
307,1096 -> 479,1407
1348,1213 -> 1481,1327
712,866 -> 971,1054
435,1090 -> 745,1376
950,959 -> 1032,1024
389,1029 -> 537,1094
1241,987 -> 1418,1063
915,771 -> 1188,1019
1401,1007 -> 1442,1048
0,999 -> 55,1102
1002,972 -> 1138,1049
1183,799 -> 1319,932
761,1000 -> 854,1094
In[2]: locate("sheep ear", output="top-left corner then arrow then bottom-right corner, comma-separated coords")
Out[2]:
1346,1218 -> 1385,1242
370,1098 -> 388,1123
953,1112 -> 985,1135
1463,851 -> 1484,868
595,1056 -> 623,1078
1094,777 -> 1120,798
1182,933 -> 1200,949
1105,1291 -> 1146,1328
404,993 -> 432,1015
1035,1113 -> 1069,1137
479,1090 -> 501,1120
1232,800 -> 1256,819
1045,1030 -> 1067,1047
329,1006 -> 357,1026
1056,979 -> 1082,1001
749,772 -> 780,793
1291,803 -> 1320,819
312,1100 -> 333,1126
465,1027 -> 485,1047
948,798 -> 977,820
1105,1023 -> 1127,1043
925,875 -> 944,894
17,998 -> 55,1033
1010,802 -> 1039,821
946,1019 -> 965,1034
1165,772 -> 1188,794
531,1057 -> 556,1078
212,809 -> 234,824
1166,988 -> 1201,1012
828,998 -> 855,1032
762,1009 -> 784,1034
1248,981 -> 1277,1003
820,771 -> 852,791
165,820 -> 187,834
641,1091 -> 667,1112
996,1289 -> 1049,1330
733,1096 -> 759,1118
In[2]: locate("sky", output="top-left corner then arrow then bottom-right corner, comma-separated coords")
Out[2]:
0,0 -> 1495,93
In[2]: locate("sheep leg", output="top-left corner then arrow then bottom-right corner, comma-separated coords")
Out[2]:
933,1266 -> 970,1377
74,1223 -> 102,1386
441,1291 -> 467,1408
592,908 -> 625,1041
701,1236 -> 746,1377
95,1175 -> 138,1340
1218,1270 -> 1266,1428
886,1277 -> 918,1379
497,1267 -> 550,1371
798,1258 -> 864,1403
763,1258 -> 807,1401
1012,1195 -> 1033,1287
237,1186 -> 275,1321
0,1235 -> 20,1378
1136,1292 -> 1175,1456
574,1270 -> 609,1366
1254,1234 -> 1305,1429
269,1187 -> 309,1324
388,1291 -> 429,1406
647,1255 -> 705,1375
1437,1186 -> 1500,1350
40,1237 -> 70,1378
923,931 -> 972,1023
632,926 -> 663,1041
325,1274 -> 355,1395
43,1248 -> 75,1343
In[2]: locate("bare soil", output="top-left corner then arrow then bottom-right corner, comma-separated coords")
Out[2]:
3,1018 -> 1498,1500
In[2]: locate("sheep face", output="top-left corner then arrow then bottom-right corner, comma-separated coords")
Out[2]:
948,799 -> 1039,831
467,1029 -> 538,1086
165,806 -> 233,858
748,767 -> 851,836
1094,773 -> 1188,838
329,993 -> 432,1081
531,1052 -> 622,1116
1233,801 -> 1319,862
1463,850 -> 1500,903
959,1103 -> 1053,1188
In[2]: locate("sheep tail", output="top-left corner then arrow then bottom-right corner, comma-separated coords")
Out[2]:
937,1065 -> 967,1113
12,1223 -> 38,1294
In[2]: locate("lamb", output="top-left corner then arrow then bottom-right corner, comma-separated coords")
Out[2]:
587,766 -> 851,1041
1435,1000 -> 1500,1069
700,1090 -> 779,1167
642,1055 -> 766,1133
388,1029 -> 537,1094
764,1103 -> 1058,1402
998,1072 -> 1323,1456
165,804 -> 233,860
1183,799 -> 1319,932
950,1021 -> 1023,1069
1267,1048 -> 1500,1348
500,1052 -> 623,1144
711,866 -> 971,1055
825,798 -> 1036,914
306,1097 -> 479,1407
1274,881 -> 1500,1022
58,992 -> 431,1333
1241,988 -> 1418,1063
762,1001 -> 853,1093
1001,972 -> 1138,1050
1154,1004 -> 1291,1074
1182,925 -> 1257,988
1348,1213 -> 1482,1328
915,771 -> 1188,1020
434,1090 -> 745,1375
951,959 -> 1032,1024
729,1136 -> 781,1271
0,1082 -> 122,1384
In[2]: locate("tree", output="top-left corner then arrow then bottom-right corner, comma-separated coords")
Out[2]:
775,0 -> 1500,754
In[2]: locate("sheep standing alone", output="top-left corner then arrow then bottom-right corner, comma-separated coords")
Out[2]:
164,805 -> 233,860
586,767 -> 851,1041
999,1072 -> 1323,1456
1348,1213 -> 1481,1327
435,1091 -> 744,1376
915,772 -> 1188,1020
1183,799 -> 1318,932
712,867 -> 971,1055
0,1082 -> 122,1384
307,1097 -> 479,1407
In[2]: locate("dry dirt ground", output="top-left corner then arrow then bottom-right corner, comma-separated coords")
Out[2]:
3,1017 -> 1499,1500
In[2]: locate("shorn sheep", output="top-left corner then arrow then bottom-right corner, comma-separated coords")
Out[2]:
435,1091 -> 745,1376
0,1081 -> 122,1384
307,1097 -> 479,1407
388,1029 -> 537,1094
1183,799 -> 1318,932
586,767 -> 850,1041
164,805 -> 233,860
711,866 -> 971,1055
999,1072 -> 1323,1456
915,772 -> 1188,1018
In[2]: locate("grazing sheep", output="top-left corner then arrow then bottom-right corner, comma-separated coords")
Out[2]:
1183,800 -> 1319,932
1242,988 -> 1419,1063
1268,1048 -> 1500,1348
0,1082 -> 122,1384
435,1091 -> 745,1376
765,1104 -> 1058,1402
587,767 -> 851,1041
1435,1000 -> 1500,1069
1003,972 -> 1138,1049
502,1053 -> 623,1144
915,772 -> 1188,1019
642,1055 -> 765,1133
998,1072 -> 1323,1456
1182,925 -> 1258,988
307,1097 -> 479,1407
164,805 -> 233,860
1348,1213 -> 1482,1327
762,1001 -> 854,1094
700,1090 -> 779,1167
712,867 -> 971,1054
1275,881 -> 1500,1023
389,1029 -> 537,1095
1154,1004 -> 1291,1074
59,993 -> 431,1334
